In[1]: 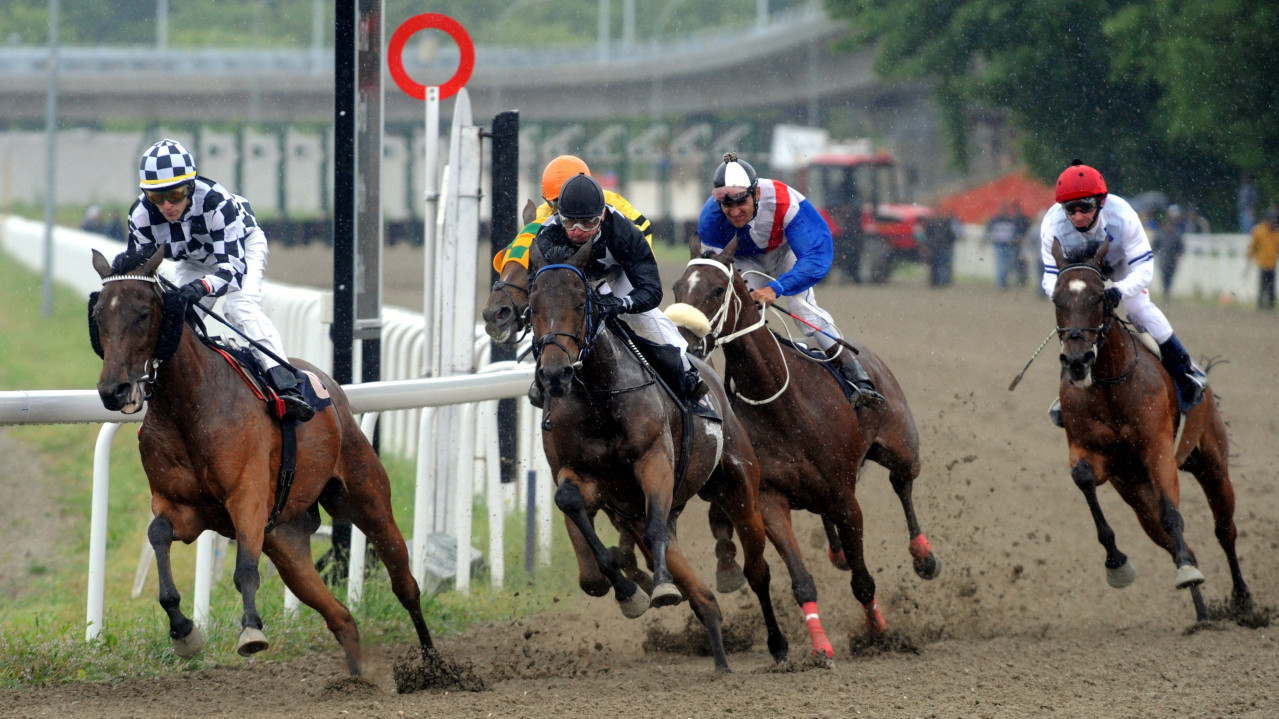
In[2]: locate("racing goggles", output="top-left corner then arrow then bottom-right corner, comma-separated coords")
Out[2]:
563,215 -> 602,233
1062,197 -> 1099,215
714,186 -> 753,207
144,184 -> 192,206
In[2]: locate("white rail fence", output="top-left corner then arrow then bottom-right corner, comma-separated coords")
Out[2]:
1,216 -> 554,641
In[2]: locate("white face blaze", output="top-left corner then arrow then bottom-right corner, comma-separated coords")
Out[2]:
1067,278 -> 1088,294
685,271 -> 701,294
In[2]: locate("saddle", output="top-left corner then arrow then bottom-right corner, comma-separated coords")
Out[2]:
729,333 -> 855,403
205,336 -> 332,421
609,320 -> 720,421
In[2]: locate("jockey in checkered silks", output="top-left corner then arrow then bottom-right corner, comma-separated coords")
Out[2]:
125,138 -> 314,422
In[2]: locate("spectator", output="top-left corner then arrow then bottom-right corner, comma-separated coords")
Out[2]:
1012,203 -> 1031,287
1248,208 -> 1279,311
1156,205 -> 1186,300
1184,205 -> 1211,234
1238,173 -> 1259,233
985,203 -> 1020,290
81,205 -> 110,236
924,211 -> 958,287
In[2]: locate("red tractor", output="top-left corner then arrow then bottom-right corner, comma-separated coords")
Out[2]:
794,147 -> 933,284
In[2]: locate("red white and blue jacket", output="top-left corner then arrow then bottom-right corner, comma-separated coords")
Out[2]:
696,178 -> 834,297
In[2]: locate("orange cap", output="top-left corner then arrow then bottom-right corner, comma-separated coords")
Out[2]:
541,155 -> 591,201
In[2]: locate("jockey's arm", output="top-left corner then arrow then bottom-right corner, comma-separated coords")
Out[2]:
1110,207 -> 1156,299
612,219 -> 664,314
769,200 -> 833,296
1039,211 -> 1059,297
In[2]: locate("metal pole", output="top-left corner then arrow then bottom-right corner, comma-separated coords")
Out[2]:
40,0 -> 60,319
157,0 -> 169,50
489,111 -> 520,485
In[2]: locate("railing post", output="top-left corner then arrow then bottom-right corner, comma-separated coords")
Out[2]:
86,422 -> 121,642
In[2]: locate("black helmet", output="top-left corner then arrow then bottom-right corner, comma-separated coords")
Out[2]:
712,152 -> 758,202
557,173 -> 605,219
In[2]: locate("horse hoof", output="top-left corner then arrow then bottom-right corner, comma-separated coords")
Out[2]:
650,582 -> 684,608
716,566 -> 747,593
828,548 -> 850,571
1106,561 -> 1137,589
914,554 -> 941,581
1175,564 -> 1206,589
171,626 -> 205,659
617,586 -> 651,619
237,626 -> 270,657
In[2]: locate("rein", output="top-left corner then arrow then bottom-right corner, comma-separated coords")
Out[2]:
684,259 -> 790,405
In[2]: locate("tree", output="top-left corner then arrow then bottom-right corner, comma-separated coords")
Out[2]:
825,0 -> 1277,224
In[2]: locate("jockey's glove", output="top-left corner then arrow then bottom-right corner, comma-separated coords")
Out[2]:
179,279 -> 211,306
1104,287 -> 1122,309
592,292 -> 632,319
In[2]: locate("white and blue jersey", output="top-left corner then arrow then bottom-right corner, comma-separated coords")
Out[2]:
1040,194 -> 1155,300
697,179 -> 833,297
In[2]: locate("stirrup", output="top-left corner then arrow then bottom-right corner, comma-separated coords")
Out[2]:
1048,397 -> 1063,428
852,382 -> 886,410
278,390 -> 315,422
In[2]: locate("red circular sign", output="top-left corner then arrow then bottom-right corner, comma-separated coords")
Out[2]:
387,14 -> 474,101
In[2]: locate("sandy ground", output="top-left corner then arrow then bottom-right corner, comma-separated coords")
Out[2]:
4,243 -> 1279,718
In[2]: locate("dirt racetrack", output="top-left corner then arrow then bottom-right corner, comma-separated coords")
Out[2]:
4,243 -> 1279,718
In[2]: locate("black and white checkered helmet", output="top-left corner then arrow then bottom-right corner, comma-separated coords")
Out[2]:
138,139 -> 197,191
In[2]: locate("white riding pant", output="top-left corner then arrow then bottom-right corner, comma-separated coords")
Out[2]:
734,246 -> 842,353
596,275 -> 692,370
1117,288 -> 1173,343
173,228 -> 289,369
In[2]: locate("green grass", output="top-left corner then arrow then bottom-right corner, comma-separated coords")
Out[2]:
0,249 -> 587,688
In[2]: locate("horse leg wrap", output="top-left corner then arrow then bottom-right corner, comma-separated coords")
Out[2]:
862,600 -> 886,634
802,601 -> 834,658
909,534 -> 932,563
827,547 -> 849,570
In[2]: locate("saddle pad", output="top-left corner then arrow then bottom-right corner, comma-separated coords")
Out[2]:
773,334 -> 855,402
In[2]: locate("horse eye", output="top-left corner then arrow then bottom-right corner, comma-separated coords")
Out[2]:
712,287 -> 725,298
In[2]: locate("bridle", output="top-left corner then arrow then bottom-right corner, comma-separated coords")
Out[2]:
489,278 -> 531,341
1054,262 -> 1136,384
95,272 -> 168,398
530,263 -> 600,368
682,258 -> 790,405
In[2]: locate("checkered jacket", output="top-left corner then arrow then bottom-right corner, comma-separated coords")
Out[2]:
126,176 -> 259,296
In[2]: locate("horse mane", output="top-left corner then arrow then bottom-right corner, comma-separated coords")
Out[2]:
541,243 -> 579,265
1060,239 -> 1114,279
110,249 -> 156,276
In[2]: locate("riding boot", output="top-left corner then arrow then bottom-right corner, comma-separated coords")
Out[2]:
1157,334 -> 1207,413
267,365 -> 316,422
527,378 -> 545,409
837,354 -> 887,410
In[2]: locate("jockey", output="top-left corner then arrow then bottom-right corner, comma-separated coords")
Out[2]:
493,154 -> 652,276
125,138 -> 315,422
1042,159 -> 1207,423
533,173 -> 713,413
696,152 -> 886,409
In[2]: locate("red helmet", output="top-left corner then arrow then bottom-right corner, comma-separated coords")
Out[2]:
1055,159 -> 1107,203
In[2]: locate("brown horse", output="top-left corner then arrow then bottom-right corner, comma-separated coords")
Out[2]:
90,249 -> 434,674
528,239 -> 787,672
1049,238 -> 1251,621
668,237 -> 940,659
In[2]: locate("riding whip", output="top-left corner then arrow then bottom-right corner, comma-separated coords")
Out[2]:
156,275 -> 299,373
769,301 -> 861,356
1008,328 -> 1058,391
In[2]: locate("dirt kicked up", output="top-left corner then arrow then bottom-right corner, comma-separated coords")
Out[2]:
4,243 -> 1278,718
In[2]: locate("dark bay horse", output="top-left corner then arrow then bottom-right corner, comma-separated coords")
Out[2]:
90,249 -> 434,674
1049,238 -> 1250,621
668,238 -> 940,659
528,239 -> 787,672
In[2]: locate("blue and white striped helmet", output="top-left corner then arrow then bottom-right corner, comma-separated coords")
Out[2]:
138,139 -> 197,191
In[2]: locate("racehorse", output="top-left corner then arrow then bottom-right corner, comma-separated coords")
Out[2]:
667,237 -> 940,659
527,239 -> 788,672
90,249 -> 435,675
481,201 -> 654,598
1049,238 -> 1251,621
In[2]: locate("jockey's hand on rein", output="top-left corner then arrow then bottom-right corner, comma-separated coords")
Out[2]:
1104,287 -> 1122,309
592,292 -> 632,320
179,279 -> 210,306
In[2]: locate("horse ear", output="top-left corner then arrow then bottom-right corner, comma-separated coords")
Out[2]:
570,236 -> 594,268
720,237 -> 739,264
523,199 -> 537,226
687,231 -> 701,260
1093,239 -> 1111,265
528,241 -> 545,274
92,249 -> 112,279
143,249 -> 164,276
1050,237 -> 1066,269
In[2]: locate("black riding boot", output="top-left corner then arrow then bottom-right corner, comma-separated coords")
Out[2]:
838,354 -> 887,410
528,378 -> 545,409
267,365 -> 316,422
1158,334 -> 1207,413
